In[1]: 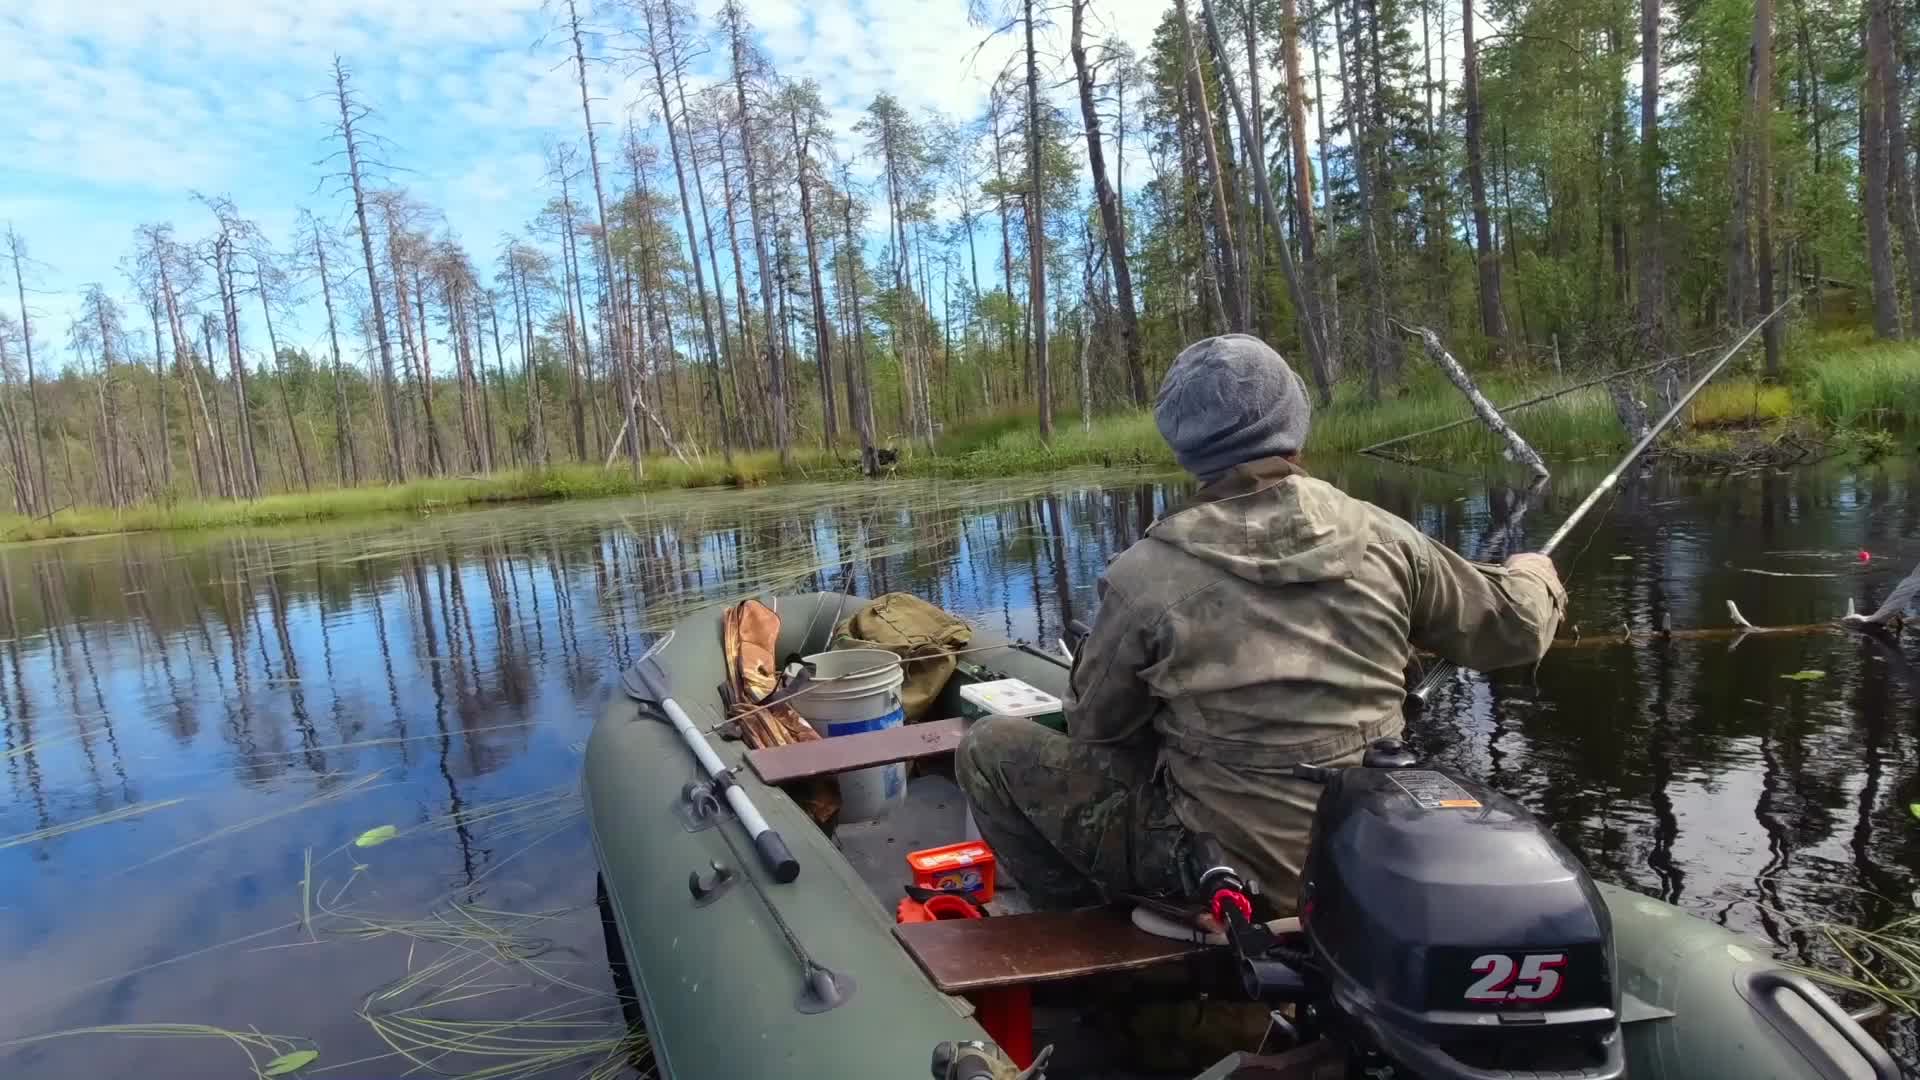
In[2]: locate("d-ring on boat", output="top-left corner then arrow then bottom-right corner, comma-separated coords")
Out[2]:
584,591 -> 1899,1080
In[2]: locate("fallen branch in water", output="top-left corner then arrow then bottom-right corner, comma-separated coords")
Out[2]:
1395,322 -> 1551,481
1846,557 -> 1920,628
1538,591 -> 1910,651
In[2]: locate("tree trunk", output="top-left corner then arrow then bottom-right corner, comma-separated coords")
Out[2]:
565,0 -> 638,478
1864,0 -> 1900,338
311,230 -> 355,487
1308,0 -> 1341,362
1200,0 -> 1332,404
1883,12 -> 1920,337
724,1 -> 786,467
789,101 -> 837,447
990,103 -> 1021,397
1342,0 -> 1395,396
215,238 -> 262,497
1462,0 -> 1511,362
644,0 -> 733,462
840,189 -> 879,473
254,277 -> 311,490
144,296 -> 172,494
1070,0 -> 1148,409
1025,0 -> 1053,440
201,316 -> 237,496
1283,0 -> 1321,328
716,118 -> 764,447
1637,0 -> 1665,359
1176,0 -> 1246,334
407,266 -> 447,475
1749,0 -> 1780,374
331,58 -> 404,482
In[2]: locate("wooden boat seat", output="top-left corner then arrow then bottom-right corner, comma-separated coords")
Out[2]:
892,907 -> 1213,993
746,717 -> 967,784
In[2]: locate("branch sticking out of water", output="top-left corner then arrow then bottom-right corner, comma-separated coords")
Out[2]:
1394,321 -> 1551,482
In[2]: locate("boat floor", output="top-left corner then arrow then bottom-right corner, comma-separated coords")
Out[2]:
832,771 -> 1035,915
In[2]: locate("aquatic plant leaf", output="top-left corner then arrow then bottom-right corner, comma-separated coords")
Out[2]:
263,1050 -> 318,1075
1780,670 -> 1827,682
354,825 -> 398,847
1909,803 -> 1920,821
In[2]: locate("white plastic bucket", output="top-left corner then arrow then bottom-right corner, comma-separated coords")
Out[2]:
792,649 -> 907,821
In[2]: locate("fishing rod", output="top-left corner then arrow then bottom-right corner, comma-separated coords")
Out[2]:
624,635 -> 801,883
1409,298 -> 1793,705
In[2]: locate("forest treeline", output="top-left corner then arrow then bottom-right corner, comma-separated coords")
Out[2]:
0,0 -> 1912,513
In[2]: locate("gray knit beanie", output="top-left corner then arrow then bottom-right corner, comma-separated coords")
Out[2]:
1154,334 -> 1311,483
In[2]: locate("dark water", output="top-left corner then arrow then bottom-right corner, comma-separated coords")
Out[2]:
1,456 -> 1917,1077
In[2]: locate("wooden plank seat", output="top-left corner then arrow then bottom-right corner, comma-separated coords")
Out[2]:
746,716 -> 967,785
893,907 -> 1213,993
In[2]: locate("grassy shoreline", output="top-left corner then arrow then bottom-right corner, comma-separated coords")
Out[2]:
5,332 -> 1913,543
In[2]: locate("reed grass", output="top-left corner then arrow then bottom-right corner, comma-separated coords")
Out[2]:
0,1024 -> 320,1078
1799,922 -> 1920,1017
122,770 -> 388,875
1791,331 -> 1920,432
0,797 -> 187,850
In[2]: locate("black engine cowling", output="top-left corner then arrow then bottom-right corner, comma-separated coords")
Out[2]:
1300,765 -> 1625,1079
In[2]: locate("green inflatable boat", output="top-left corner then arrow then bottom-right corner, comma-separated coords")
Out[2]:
585,593 -> 1899,1079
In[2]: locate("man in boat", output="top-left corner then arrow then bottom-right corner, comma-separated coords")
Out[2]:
957,334 -> 1564,913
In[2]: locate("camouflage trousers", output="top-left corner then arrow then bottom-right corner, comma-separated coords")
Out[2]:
955,714 -> 1189,909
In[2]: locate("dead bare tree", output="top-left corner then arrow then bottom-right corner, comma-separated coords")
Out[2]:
4,227 -> 48,513
303,212 -> 358,486
720,0 -> 788,466
326,57 -> 405,481
635,0 -> 734,462
557,0 -> 639,479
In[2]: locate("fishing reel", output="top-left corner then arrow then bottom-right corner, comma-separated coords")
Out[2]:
929,1040 -> 1052,1080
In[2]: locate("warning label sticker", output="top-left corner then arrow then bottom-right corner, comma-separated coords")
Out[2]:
1387,770 -> 1483,810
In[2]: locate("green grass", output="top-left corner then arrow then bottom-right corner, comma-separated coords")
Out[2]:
1686,380 -> 1795,427
1790,329 -> 1920,432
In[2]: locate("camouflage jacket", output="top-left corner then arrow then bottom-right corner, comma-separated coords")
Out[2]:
1065,457 -> 1564,892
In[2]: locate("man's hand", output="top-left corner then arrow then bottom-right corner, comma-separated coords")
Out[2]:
1504,552 -> 1560,588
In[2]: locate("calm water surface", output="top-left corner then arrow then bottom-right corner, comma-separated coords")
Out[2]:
1,455 -> 1917,1077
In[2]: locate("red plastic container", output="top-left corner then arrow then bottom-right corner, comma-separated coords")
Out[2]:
906,840 -> 997,903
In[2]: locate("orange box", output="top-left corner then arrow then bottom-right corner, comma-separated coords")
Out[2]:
906,840 -> 997,903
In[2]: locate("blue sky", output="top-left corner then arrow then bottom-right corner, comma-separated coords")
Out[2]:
2,0 -> 1168,371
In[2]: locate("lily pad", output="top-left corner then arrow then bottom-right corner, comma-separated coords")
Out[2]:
1780,670 -> 1827,682
353,825 -> 398,848
263,1050 -> 319,1076
1909,803 -> 1920,821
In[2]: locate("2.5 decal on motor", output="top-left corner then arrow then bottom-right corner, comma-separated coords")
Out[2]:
1463,951 -> 1567,1003
1427,944 -> 1607,1010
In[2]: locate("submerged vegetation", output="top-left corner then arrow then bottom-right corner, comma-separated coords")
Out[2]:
3,776 -> 639,1080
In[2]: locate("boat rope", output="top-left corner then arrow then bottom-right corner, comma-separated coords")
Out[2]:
709,804 -> 823,978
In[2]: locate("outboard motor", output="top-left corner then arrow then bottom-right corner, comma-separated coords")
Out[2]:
1298,747 -> 1624,1079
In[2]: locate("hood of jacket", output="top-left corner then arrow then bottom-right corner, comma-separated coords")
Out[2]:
1146,456 -> 1371,587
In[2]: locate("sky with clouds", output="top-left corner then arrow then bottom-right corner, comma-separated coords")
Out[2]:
2,0 -> 1181,370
